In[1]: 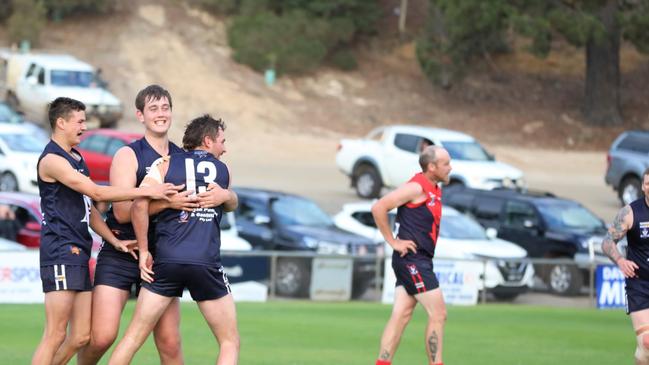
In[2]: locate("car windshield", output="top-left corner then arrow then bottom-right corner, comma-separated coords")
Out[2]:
442,141 -> 492,161
438,213 -> 488,239
536,201 -> 603,231
0,133 -> 46,152
0,104 -> 23,124
50,70 -> 94,87
271,196 -> 333,226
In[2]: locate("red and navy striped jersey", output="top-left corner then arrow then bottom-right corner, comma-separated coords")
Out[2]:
395,172 -> 442,257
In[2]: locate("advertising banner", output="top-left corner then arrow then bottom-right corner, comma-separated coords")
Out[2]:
382,257 -> 481,305
0,250 -> 43,303
596,264 -> 626,309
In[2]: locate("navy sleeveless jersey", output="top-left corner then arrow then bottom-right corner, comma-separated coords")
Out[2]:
38,140 -> 93,266
395,173 -> 442,257
627,198 -> 649,280
101,138 -> 183,258
154,150 -> 230,266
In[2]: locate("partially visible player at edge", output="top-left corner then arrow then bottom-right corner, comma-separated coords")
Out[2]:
372,145 -> 452,365
31,97 -> 180,365
108,114 -> 239,365
601,168 -> 649,365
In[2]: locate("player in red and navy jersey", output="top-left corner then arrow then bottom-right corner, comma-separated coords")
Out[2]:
108,115 -> 239,365
372,145 -> 452,365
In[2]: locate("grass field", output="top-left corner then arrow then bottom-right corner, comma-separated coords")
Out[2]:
0,301 -> 634,365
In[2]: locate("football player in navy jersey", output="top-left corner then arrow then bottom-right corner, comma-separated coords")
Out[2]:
602,168 -> 649,365
32,97 -> 181,365
79,85 -> 198,365
108,115 -> 238,365
371,146 -> 452,365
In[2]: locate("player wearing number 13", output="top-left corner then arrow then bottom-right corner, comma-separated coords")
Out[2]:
108,115 -> 239,365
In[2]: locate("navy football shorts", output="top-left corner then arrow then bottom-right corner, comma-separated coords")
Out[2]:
625,278 -> 649,314
142,263 -> 231,302
41,264 -> 92,293
392,252 -> 439,296
94,253 -> 140,291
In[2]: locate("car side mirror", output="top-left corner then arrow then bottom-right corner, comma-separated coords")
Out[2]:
27,76 -> 38,86
485,227 -> 498,240
253,215 -> 271,225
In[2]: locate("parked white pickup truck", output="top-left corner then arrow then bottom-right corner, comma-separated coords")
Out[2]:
0,51 -> 123,127
336,125 -> 525,198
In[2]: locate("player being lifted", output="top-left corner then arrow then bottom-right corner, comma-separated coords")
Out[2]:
108,115 -> 239,365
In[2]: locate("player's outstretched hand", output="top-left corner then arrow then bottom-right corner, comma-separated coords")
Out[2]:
113,239 -> 138,260
147,183 -> 184,201
139,251 -> 155,283
168,190 -> 199,211
617,258 -> 639,278
391,238 -> 417,257
197,183 -> 230,208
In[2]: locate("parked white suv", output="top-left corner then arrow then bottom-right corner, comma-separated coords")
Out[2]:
333,202 -> 534,300
336,125 -> 525,198
0,51 -> 123,127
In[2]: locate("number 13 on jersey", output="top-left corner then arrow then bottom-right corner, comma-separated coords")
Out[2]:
185,158 -> 217,195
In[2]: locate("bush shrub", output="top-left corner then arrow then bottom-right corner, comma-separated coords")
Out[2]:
7,0 -> 46,47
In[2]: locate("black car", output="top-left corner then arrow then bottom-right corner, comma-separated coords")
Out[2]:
443,187 -> 608,295
233,187 -> 378,298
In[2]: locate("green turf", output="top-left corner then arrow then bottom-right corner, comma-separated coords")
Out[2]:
0,301 -> 633,364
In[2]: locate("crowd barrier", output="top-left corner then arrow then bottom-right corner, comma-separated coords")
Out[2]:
0,249 -> 625,309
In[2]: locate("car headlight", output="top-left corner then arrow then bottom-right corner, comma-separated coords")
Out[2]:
515,177 -> 526,188
316,241 -> 348,255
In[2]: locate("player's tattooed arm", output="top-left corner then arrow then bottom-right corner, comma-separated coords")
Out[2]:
601,205 -> 630,264
602,205 -> 639,278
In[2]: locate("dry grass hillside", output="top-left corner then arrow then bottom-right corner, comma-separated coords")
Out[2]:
1,0 -> 648,155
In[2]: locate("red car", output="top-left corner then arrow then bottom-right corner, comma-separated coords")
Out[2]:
0,192 -> 102,278
77,129 -> 143,184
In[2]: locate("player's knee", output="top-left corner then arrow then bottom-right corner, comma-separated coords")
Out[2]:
90,332 -> 116,352
221,333 -> 240,353
429,307 -> 447,324
155,334 -> 182,359
636,333 -> 649,362
72,332 -> 91,350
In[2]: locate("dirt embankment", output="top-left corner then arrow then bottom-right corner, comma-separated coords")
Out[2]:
0,0 -> 641,218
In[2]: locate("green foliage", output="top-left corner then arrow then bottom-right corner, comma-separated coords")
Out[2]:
329,48 -> 357,71
417,0 -> 511,87
228,10 -> 329,75
620,4 -> 649,53
225,0 -> 379,75
7,0 -> 46,47
189,0 -> 240,15
42,0 -> 116,20
0,1 -> 13,23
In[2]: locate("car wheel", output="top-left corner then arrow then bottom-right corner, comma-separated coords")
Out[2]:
354,165 -> 381,199
0,172 -> 19,192
619,176 -> 642,206
275,258 -> 310,297
547,263 -> 582,296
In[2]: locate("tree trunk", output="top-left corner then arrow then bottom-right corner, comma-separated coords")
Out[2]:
583,0 -> 623,126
